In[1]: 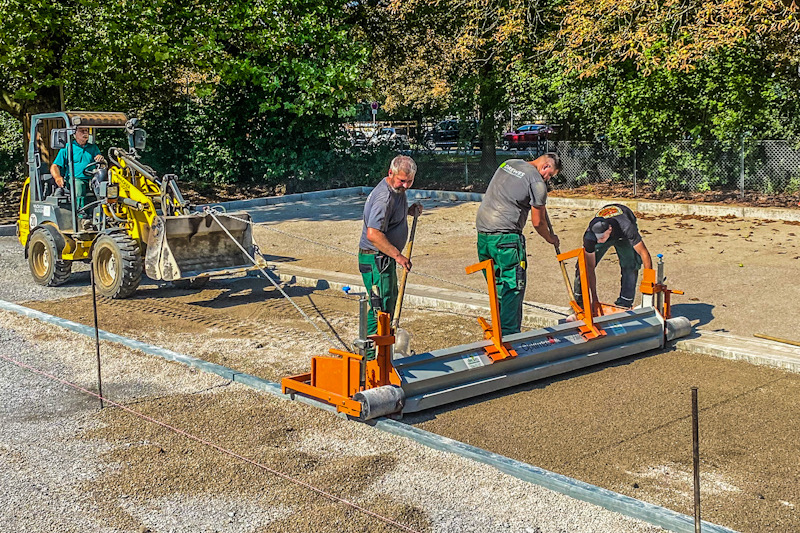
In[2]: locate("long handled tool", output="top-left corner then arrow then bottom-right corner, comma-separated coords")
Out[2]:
393,207 -> 420,357
545,213 -> 577,306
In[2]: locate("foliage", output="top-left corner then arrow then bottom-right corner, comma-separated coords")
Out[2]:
510,41 -> 800,145
362,0 -> 563,177
0,112 -> 23,186
548,0 -> 799,76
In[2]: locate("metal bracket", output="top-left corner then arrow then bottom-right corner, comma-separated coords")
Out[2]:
556,248 -> 606,341
465,259 -> 518,362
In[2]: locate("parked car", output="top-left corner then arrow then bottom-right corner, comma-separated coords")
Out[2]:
501,124 -> 556,151
349,130 -> 369,148
370,127 -> 410,150
424,119 -> 481,150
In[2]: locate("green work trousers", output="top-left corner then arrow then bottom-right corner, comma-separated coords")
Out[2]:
477,232 -> 527,335
74,178 -> 92,219
358,251 -> 398,341
573,238 -> 643,307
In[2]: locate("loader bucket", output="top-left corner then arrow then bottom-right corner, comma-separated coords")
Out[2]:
145,211 -> 255,281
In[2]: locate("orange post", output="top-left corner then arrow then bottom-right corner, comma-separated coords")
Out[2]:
639,268 -> 684,319
465,259 -> 518,361
556,248 -> 606,340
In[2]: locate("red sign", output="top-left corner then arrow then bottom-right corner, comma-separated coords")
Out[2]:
370,101 -> 379,111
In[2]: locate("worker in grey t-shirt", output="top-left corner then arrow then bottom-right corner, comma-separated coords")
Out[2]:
359,155 -> 423,338
475,154 -> 561,335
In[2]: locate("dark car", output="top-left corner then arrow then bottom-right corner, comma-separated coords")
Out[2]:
424,119 -> 481,150
501,124 -> 556,151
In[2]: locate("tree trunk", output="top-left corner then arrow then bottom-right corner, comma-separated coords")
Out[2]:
478,98 -> 498,180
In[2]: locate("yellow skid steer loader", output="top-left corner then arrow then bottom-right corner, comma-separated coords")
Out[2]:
18,111 -> 261,298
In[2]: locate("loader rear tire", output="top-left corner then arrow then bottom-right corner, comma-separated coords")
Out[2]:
92,233 -> 143,299
28,228 -> 72,287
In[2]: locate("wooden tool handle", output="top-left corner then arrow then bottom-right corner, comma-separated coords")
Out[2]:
392,211 -> 419,328
545,213 -> 577,305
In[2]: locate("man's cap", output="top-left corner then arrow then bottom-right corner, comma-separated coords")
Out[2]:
589,218 -> 610,241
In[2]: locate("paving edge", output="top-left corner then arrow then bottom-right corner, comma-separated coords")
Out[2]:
0,224 -> 16,237
199,186 -> 800,223
0,297 -> 737,533
263,266 -> 800,374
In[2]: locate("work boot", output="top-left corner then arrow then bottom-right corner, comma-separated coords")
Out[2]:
614,297 -> 634,309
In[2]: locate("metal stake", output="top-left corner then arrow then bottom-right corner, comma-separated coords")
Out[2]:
633,142 -> 638,197
692,386 -> 701,532
90,261 -> 104,409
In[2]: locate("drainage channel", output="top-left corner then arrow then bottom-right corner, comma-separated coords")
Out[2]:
0,298 -> 737,533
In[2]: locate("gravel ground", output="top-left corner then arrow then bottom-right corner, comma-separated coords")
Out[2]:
18,278 -> 800,531
0,310 -> 666,532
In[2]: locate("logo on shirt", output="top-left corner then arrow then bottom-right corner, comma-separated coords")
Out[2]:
596,205 -> 623,218
500,162 -> 526,180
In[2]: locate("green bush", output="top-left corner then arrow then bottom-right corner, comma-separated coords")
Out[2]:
0,112 -> 24,190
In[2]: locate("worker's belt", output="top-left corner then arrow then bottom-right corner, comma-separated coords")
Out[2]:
478,231 -> 522,235
359,248 -> 379,255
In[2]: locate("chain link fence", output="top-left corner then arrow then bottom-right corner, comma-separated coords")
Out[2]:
410,140 -> 800,197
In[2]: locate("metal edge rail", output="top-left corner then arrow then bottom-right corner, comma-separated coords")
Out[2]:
0,298 -> 737,533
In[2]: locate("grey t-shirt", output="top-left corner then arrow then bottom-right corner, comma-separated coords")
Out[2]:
475,159 -> 548,233
359,178 -> 409,252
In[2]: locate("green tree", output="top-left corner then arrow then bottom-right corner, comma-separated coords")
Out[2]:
364,0 -> 562,177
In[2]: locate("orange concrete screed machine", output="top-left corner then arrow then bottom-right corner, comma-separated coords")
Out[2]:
282,252 -> 690,420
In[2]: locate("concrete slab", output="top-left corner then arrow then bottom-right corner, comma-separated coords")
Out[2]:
676,330 -> 800,373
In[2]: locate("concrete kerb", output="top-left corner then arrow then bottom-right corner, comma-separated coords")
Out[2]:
201,187 -> 800,223
262,263 -> 800,374
261,262 -> 568,329
0,224 -> 16,237
0,297 -> 738,533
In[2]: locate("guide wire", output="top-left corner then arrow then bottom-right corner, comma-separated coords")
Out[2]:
0,353 -> 421,533
205,209 -> 349,351
217,212 -> 568,317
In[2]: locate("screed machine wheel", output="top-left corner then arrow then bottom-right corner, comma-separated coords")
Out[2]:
27,228 -> 72,286
92,233 -> 143,299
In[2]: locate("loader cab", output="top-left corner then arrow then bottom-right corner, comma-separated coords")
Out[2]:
23,112 -> 131,242
25,115 -> 79,237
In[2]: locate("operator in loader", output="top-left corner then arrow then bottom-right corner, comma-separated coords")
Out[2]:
574,204 -> 652,310
359,155 -> 423,340
475,154 -> 561,335
50,126 -> 106,230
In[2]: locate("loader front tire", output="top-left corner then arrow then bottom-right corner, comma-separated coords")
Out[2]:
28,228 -> 72,287
92,233 -> 142,299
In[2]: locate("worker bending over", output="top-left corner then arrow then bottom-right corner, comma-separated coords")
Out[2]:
359,155 -> 423,340
574,204 -> 652,310
475,154 -> 561,335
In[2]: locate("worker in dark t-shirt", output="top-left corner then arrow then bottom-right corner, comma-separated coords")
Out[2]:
574,204 -> 652,310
